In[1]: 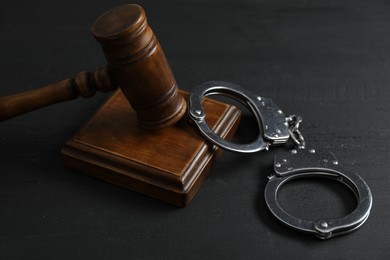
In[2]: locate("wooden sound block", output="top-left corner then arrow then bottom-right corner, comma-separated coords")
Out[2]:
61,90 -> 241,207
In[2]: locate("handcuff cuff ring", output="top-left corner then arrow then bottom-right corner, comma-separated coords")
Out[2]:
188,80 -> 290,153
188,81 -> 372,239
265,148 -> 372,239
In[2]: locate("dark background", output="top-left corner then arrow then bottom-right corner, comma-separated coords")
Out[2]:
1,0 -> 389,259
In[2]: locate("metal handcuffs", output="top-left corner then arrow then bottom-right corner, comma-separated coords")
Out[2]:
188,81 -> 372,239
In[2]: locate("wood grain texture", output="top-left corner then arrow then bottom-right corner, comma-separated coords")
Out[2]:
0,65 -> 117,121
0,4 -> 186,129
2,1 -> 390,258
61,90 -> 241,206
92,4 -> 186,129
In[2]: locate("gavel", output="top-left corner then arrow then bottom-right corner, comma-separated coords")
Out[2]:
0,4 -> 186,129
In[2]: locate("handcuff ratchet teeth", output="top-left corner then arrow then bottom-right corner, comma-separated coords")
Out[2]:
188,81 -> 373,239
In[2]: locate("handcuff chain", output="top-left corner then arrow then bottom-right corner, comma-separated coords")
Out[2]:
188,82 -> 372,239
286,115 -> 306,149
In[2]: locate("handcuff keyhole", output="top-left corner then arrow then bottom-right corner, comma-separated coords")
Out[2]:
277,177 -> 357,221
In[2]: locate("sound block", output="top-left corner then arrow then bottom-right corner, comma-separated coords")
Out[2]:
61,90 -> 240,207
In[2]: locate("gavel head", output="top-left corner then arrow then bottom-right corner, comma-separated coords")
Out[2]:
91,4 -> 186,129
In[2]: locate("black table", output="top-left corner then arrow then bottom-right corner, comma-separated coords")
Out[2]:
1,0 -> 388,258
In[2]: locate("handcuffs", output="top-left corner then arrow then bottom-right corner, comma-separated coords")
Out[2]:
188,81 -> 372,239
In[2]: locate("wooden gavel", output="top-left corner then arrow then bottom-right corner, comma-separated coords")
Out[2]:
0,4 -> 186,129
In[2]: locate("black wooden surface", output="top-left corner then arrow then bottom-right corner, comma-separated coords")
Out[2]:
1,0 -> 389,259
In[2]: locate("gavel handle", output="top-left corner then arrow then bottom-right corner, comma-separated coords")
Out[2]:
0,65 -> 117,122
